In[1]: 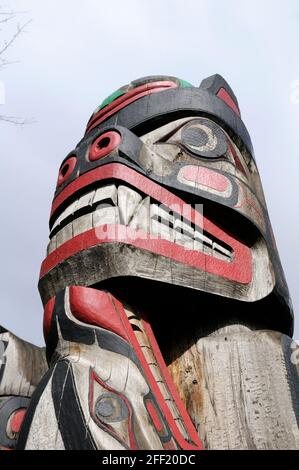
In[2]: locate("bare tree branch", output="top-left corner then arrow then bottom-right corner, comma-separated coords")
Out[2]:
0,114 -> 34,125
0,5 -> 31,124
0,13 -> 17,25
0,18 -> 31,57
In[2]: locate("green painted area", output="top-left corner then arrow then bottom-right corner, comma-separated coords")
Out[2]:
93,88 -> 126,115
100,88 -> 125,109
179,79 -> 193,88
93,77 -> 194,116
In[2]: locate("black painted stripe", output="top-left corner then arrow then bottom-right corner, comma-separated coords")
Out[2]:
52,360 -> 96,450
16,367 -> 53,449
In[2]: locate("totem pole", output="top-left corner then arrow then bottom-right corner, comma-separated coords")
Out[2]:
1,75 -> 298,450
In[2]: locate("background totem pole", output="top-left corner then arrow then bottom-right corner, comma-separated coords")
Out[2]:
1,74 -> 299,450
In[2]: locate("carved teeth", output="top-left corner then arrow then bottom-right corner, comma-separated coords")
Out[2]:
174,219 -> 194,250
59,200 -> 78,225
47,235 -> 57,255
73,213 -> 93,237
118,185 -> 142,225
212,241 -> 232,261
129,197 -> 151,232
51,185 -> 117,232
56,222 -> 73,247
76,190 -> 95,212
150,204 -> 174,226
124,309 -> 189,441
150,204 -> 175,241
92,206 -> 119,227
151,219 -> 175,241
93,185 -> 117,206
48,184 -> 232,261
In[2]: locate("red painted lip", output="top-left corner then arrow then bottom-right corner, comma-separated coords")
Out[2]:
44,163 -> 252,284
40,224 -> 251,284
85,81 -> 177,134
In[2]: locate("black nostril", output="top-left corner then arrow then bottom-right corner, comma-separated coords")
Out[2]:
89,131 -> 121,162
97,137 -> 111,149
57,155 -> 77,186
60,163 -> 70,177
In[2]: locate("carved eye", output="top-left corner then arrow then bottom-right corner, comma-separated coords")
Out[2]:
179,118 -> 227,158
95,393 -> 129,424
89,131 -> 121,161
57,155 -> 77,186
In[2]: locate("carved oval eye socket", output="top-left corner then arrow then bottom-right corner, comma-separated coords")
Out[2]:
181,119 -> 227,158
89,131 -> 121,162
57,155 -> 77,187
95,393 -> 129,424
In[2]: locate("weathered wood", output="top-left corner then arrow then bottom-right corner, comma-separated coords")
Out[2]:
167,325 -> 299,449
0,329 -> 47,449
0,330 -> 47,397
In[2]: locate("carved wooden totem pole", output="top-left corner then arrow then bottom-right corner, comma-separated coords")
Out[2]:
1,75 -> 299,450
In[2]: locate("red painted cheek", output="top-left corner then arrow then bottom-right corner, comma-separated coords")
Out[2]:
10,408 -> 27,434
180,166 -> 229,192
43,296 -> 55,339
57,156 -> 77,187
89,131 -> 121,161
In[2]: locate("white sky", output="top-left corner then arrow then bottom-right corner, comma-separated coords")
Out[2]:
1,0 -> 299,345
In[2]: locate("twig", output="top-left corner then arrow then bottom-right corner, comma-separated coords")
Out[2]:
0,19 -> 31,57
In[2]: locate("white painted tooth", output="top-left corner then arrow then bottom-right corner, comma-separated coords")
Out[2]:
165,399 -> 181,421
52,200 -> 79,231
56,222 -> 73,248
149,363 -> 163,382
157,381 -> 172,401
93,185 -> 117,206
212,250 -> 227,261
203,244 -> 213,256
141,346 -> 157,365
174,218 -> 194,238
150,204 -> 174,226
72,213 -> 93,236
61,200 -> 78,220
151,219 -> 175,241
47,235 -> 57,255
194,239 -> 204,252
212,241 -> 231,258
174,219 -> 199,249
175,231 -> 194,250
129,197 -> 150,232
76,190 -> 95,211
133,330 -> 150,348
51,212 -> 65,231
194,230 -> 212,247
212,242 -> 231,261
71,199 -> 79,214
92,206 -> 119,227
166,407 -> 188,437
118,185 -> 142,225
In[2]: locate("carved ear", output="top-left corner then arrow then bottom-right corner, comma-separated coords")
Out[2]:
199,74 -> 241,117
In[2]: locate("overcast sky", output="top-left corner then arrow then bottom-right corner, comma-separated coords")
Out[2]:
1,0 -> 299,345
